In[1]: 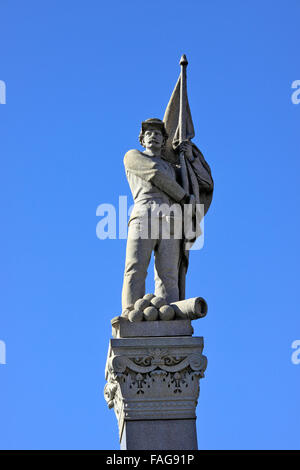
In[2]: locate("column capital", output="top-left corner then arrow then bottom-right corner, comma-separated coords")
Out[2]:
104,334 -> 207,441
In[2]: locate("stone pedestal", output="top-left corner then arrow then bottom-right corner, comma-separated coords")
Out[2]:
104,318 -> 207,450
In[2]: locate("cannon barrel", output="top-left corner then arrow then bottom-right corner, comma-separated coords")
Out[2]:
170,297 -> 208,320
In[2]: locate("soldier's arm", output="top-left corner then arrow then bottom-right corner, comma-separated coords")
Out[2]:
124,150 -> 187,203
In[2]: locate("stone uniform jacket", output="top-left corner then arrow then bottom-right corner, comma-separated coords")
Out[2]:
124,149 -> 187,222
124,148 -> 214,221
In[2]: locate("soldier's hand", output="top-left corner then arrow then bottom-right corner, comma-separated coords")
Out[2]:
179,140 -> 194,162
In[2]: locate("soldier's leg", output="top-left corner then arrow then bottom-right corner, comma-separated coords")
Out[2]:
154,237 -> 181,304
122,220 -> 155,312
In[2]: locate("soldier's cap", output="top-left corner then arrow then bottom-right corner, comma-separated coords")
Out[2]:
141,118 -> 168,137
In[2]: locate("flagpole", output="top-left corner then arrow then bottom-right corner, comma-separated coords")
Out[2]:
179,54 -> 189,193
178,54 -> 190,300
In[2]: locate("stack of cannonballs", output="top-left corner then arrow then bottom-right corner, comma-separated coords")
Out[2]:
124,294 -> 175,322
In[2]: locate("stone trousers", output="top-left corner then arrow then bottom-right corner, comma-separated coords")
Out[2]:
121,217 -> 181,311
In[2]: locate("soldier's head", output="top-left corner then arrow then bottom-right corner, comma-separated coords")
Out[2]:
139,118 -> 168,153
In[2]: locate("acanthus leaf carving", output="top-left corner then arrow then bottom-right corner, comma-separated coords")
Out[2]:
104,344 -> 207,425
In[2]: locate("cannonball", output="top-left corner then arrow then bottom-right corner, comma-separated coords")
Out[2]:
143,306 -> 158,321
151,296 -> 167,309
128,309 -> 143,322
159,305 -> 175,321
134,298 -> 151,312
143,293 -> 155,302
121,305 -> 134,319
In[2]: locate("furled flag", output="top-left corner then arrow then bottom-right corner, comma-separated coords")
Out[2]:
163,74 -> 195,152
162,56 -> 214,299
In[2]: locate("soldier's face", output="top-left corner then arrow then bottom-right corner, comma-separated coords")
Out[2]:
143,127 -> 164,151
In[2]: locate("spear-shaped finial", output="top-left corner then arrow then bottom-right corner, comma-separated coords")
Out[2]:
179,54 -> 188,66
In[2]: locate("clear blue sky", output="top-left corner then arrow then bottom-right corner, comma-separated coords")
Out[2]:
1,0 -> 299,450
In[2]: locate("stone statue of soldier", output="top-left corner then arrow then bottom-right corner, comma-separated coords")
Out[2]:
105,57 -> 212,452
121,118 -> 213,317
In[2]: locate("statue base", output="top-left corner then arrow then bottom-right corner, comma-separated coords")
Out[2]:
104,319 -> 207,450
